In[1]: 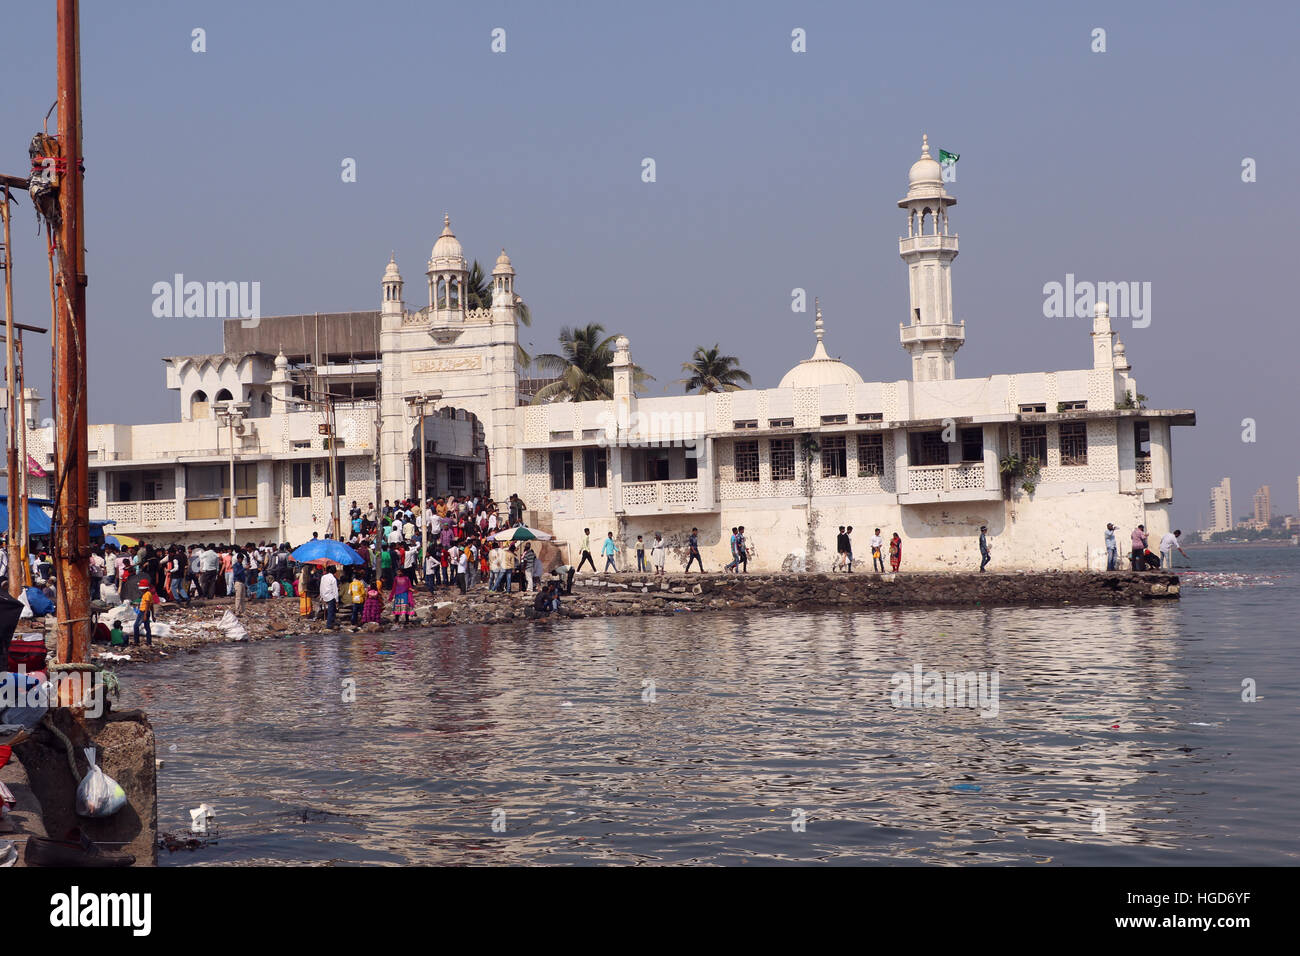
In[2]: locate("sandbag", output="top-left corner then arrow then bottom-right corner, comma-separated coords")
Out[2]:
75,747 -> 127,818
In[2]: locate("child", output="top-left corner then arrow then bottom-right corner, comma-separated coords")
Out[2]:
109,622 -> 127,648
133,584 -> 155,646
348,573 -> 366,625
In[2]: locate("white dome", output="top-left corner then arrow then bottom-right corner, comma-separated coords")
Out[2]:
492,247 -> 514,275
908,134 -> 943,188
430,215 -> 465,267
779,300 -> 863,388
383,254 -> 401,280
779,346 -> 865,389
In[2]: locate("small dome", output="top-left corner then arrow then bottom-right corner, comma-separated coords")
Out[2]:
615,335 -> 630,351
1095,301 -> 1110,317
779,300 -> 864,388
383,254 -> 401,280
274,350 -> 289,369
430,214 -> 465,267
492,248 -> 514,275
908,134 -> 943,188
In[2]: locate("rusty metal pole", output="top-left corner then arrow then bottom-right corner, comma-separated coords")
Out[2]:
1,190 -> 19,596
16,333 -> 30,586
54,0 -> 90,670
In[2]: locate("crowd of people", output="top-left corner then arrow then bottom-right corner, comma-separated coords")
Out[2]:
60,493 -> 572,633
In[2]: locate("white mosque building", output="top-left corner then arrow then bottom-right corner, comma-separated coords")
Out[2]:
24,136 -> 1193,570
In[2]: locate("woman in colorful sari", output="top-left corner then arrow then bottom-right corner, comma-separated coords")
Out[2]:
298,564 -> 313,617
888,533 -> 902,572
391,569 -> 414,626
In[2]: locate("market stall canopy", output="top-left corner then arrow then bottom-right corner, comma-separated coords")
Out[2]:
0,496 -> 53,536
492,525 -> 553,542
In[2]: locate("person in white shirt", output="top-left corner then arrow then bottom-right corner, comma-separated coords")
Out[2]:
650,533 -> 667,575
319,567 -> 339,627
869,529 -> 885,573
455,547 -> 469,593
1159,529 -> 1187,568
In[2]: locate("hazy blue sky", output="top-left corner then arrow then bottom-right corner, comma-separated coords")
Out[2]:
2,0 -> 1296,529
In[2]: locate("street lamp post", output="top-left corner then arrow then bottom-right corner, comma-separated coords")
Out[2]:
215,401 -> 248,545
405,390 -> 442,506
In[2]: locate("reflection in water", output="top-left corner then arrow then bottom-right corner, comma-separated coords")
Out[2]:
131,571 -> 1299,866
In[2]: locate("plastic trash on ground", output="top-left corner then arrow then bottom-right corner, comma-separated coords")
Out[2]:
190,803 -> 215,834
76,747 -> 128,818
217,610 -> 247,642
104,602 -> 135,627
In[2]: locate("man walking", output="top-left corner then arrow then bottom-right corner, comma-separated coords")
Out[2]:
577,529 -> 596,572
650,532 -> 666,575
735,527 -> 749,573
725,527 -> 739,572
834,526 -> 849,572
1160,529 -> 1188,569
870,528 -> 885,572
844,526 -> 855,572
978,526 -> 991,572
1104,523 -> 1118,571
1130,524 -> 1148,571
685,528 -> 704,572
601,532 -> 619,572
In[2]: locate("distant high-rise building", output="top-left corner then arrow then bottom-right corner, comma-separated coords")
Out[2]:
1209,477 -> 1232,533
1253,485 -> 1272,528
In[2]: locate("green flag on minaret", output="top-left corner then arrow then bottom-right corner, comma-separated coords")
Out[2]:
938,149 -> 959,165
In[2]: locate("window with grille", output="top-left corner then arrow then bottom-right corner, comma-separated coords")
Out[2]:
821,436 -> 847,478
910,431 -> 948,466
448,465 -> 465,489
549,450 -> 574,490
770,438 -> 795,481
1020,425 -> 1047,464
1059,422 -> 1088,466
856,412 -> 883,422
821,414 -> 847,425
735,440 -> 760,482
1019,403 -> 1047,413
768,418 -> 793,429
582,447 -> 608,488
1058,400 -> 1086,411
857,434 -> 884,476
88,472 -> 99,508
733,420 -> 758,430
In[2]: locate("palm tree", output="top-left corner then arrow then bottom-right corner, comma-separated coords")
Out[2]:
467,258 -> 533,367
531,323 -> 652,403
675,344 -> 751,393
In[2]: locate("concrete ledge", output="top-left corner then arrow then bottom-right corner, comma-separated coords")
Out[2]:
573,571 -> 1181,608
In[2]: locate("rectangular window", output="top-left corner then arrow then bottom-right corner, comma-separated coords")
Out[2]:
335,459 -> 347,494
1134,421 -> 1150,458
856,412 -> 883,422
1058,400 -> 1086,411
768,418 -> 793,429
821,436 -> 847,478
549,430 -> 572,442
735,440 -> 760,482
291,440 -> 310,450
960,427 -> 984,463
684,454 -> 698,480
549,450 -> 574,490
647,453 -> 670,481
448,465 -> 466,489
770,438 -> 796,481
582,447 -> 608,488
88,472 -> 99,508
857,434 -> 884,477
1020,424 -> 1048,464
1019,403 -> 1047,414
733,419 -> 758,430
291,461 -> 312,498
1059,422 -> 1088,466
910,431 -> 948,467
821,414 -> 847,425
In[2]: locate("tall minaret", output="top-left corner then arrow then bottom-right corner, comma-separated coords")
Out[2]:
427,214 -> 468,321
898,134 -> 964,381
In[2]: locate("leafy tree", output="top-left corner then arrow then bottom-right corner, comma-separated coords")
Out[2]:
531,323 -> 652,403
675,344 -> 752,394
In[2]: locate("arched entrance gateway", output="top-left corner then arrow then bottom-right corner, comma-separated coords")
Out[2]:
406,406 -> 487,501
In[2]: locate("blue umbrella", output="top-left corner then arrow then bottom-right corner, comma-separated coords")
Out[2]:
104,535 -> 121,548
290,539 -> 364,566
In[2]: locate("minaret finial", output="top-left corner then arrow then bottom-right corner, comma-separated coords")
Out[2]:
814,297 -> 825,344
444,213 -> 450,228
921,133 -> 930,158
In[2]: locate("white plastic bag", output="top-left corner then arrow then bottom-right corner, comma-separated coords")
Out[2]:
99,583 -> 121,605
105,601 -> 135,626
76,747 -> 127,818
16,590 -> 32,619
217,609 -> 247,642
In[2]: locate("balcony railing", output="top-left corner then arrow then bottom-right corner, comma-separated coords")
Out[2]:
622,479 -> 700,510
105,499 -> 177,526
1135,457 -> 1152,485
907,462 -> 986,493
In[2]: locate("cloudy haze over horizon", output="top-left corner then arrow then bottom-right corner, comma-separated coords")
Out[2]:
1,0 -> 1296,530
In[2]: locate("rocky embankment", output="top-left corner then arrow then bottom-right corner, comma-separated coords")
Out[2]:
9,570 -> 1180,669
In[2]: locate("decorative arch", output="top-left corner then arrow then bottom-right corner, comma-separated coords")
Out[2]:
191,389 -> 209,419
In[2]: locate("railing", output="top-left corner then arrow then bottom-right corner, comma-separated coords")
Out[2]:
1135,458 -> 1152,484
622,479 -> 700,509
899,323 -> 965,342
105,499 -> 177,525
907,462 -> 985,493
